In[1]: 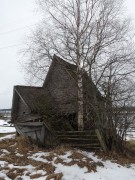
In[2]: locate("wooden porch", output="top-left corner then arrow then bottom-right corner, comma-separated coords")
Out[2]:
15,121 -> 107,151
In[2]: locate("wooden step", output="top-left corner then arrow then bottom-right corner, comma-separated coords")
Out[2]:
62,143 -> 101,149
56,130 -> 103,151
57,134 -> 97,138
59,137 -> 99,141
63,143 -> 100,146
59,138 -> 99,144
56,131 -> 96,135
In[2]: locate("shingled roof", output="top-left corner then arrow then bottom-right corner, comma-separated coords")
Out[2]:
43,55 -> 77,87
13,85 -> 55,114
12,55 -> 104,123
44,55 -> 103,101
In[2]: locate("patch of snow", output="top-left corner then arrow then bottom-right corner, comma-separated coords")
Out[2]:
81,151 -> 100,162
1,149 -> 10,154
0,149 -> 10,157
58,151 -> 72,163
0,161 -> 8,167
54,157 -> 135,180
15,175 -> 32,180
0,126 -> 16,133
126,132 -> 135,140
0,134 -> 15,141
28,152 -> 50,163
0,172 -> 11,180
30,170 -> 46,176
55,163 -> 88,179
0,119 -> 15,133
0,119 -> 9,126
16,153 -> 23,157
8,164 -> 35,172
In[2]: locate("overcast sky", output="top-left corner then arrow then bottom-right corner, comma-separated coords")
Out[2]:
0,0 -> 135,109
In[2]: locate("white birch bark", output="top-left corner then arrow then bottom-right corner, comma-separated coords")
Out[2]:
76,0 -> 84,131
77,68 -> 84,131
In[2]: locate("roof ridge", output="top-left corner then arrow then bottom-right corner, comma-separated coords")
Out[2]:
54,54 -> 76,68
15,85 -> 42,89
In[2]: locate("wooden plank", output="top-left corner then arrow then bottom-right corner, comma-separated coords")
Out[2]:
15,125 -> 24,135
40,125 -> 45,144
95,129 -> 107,152
16,122 -> 43,126
62,143 -> 100,147
59,138 -> 98,141
15,124 -> 41,133
15,124 -> 43,143
56,131 -> 95,133
18,116 -> 42,122
57,134 -> 97,137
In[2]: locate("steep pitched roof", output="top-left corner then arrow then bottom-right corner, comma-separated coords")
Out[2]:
12,55 -> 104,121
14,85 -> 55,114
43,55 -> 103,101
43,55 -> 77,87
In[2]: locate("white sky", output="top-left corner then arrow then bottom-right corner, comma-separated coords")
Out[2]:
0,0 -> 135,109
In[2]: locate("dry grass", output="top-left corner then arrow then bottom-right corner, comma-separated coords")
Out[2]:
0,136 -> 134,179
69,151 -> 86,160
77,160 -> 97,172
96,150 -> 135,166
0,178 -> 5,180
0,152 -> 30,166
0,136 -> 56,176
0,138 -> 16,152
51,145 -> 71,155
0,166 -> 27,179
126,140 -> 135,152
16,136 -> 40,154
44,152 -> 56,161
0,136 -> 42,156
30,174 -> 44,179
53,150 -> 104,172
54,156 -> 102,172
29,160 -> 55,175
6,169 -> 19,179
46,172 -> 63,180
54,157 -> 64,164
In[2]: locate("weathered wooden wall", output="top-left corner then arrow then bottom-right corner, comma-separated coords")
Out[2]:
12,90 -> 31,123
15,122 -> 59,146
45,62 -> 78,114
17,98 -> 31,116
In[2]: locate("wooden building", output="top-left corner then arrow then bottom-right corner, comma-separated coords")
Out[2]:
11,55 -> 107,151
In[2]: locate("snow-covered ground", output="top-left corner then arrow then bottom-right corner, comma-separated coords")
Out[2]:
126,131 -> 135,141
28,151 -> 135,180
0,120 -> 135,179
0,119 -> 16,133
0,135 -> 134,180
0,134 -> 16,141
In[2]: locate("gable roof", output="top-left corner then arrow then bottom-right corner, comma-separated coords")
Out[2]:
43,54 -> 103,101
13,85 -> 55,114
12,55 -> 104,123
43,55 -> 77,87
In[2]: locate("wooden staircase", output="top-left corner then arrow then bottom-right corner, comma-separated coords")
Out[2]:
56,130 -> 103,151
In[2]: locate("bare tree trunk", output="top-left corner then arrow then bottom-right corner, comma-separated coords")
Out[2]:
76,0 -> 83,131
77,69 -> 84,131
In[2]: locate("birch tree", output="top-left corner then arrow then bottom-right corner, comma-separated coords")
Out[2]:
21,0 -> 135,132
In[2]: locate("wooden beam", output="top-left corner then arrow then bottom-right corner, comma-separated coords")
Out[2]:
95,129 -> 107,152
16,122 -> 43,126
